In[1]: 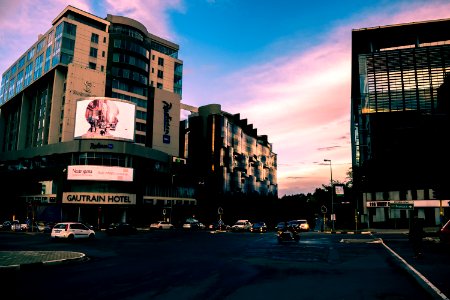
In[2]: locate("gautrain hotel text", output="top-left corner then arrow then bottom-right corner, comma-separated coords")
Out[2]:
63,192 -> 136,205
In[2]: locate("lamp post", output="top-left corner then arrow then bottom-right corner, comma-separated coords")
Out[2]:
324,159 -> 334,231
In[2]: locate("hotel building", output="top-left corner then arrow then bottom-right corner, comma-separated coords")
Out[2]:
351,18 -> 450,227
0,6 -> 192,226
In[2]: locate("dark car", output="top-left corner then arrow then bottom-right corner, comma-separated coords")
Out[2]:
44,222 -> 56,233
275,222 -> 287,231
1,220 -> 12,231
439,220 -> 450,244
250,222 -> 268,233
106,222 -> 137,235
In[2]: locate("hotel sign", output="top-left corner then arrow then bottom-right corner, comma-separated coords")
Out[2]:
63,192 -> 136,205
162,101 -> 172,144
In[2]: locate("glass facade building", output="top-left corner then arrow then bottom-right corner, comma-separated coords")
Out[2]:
351,19 -> 450,227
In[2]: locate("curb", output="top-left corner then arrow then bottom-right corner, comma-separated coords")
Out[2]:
379,238 -> 449,300
0,251 -> 87,271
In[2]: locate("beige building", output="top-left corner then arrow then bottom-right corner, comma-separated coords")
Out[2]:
0,6 -> 190,227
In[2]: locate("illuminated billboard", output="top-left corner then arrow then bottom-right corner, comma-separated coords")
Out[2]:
74,98 -> 135,141
67,165 -> 134,182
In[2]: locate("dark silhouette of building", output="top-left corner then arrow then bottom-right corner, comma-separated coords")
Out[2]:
351,18 -> 450,227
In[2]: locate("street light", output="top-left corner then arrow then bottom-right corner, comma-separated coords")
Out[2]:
324,159 -> 334,231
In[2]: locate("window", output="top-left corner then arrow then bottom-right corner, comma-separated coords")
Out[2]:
37,39 -> 46,52
34,54 -> 44,80
90,47 -> 98,58
44,46 -> 52,72
18,56 -> 26,69
158,57 -> 164,66
91,33 -> 99,43
102,51 -> 105,57
157,83 -> 163,89
101,65 -> 104,72
24,63 -> 33,86
63,22 -> 76,36
27,48 -> 35,61
89,62 -> 96,70
61,37 -> 75,51
152,55 -> 155,60
157,70 -> 163,79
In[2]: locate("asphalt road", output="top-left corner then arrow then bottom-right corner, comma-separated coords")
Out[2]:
0,230 -> 448,300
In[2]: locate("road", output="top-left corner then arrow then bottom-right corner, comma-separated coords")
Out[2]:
0,229 -> 448,300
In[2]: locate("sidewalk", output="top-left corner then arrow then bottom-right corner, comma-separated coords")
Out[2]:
0,250 -> 86,271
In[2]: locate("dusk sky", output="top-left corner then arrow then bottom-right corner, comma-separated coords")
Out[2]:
1,0 -> 449,196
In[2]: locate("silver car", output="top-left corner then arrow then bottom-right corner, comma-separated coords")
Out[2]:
51,222 -> 95,240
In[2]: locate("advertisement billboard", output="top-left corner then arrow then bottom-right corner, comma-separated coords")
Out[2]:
74,98 -> 135,141
67,165 -> 133,182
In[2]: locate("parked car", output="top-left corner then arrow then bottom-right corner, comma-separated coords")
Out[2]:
182,218 -> 201,230
106,222 -> 137,235
50,222 -> 96,241
275,221 -> 287,231
231,220 -> 252,232
150,221 -> 174,230
288,219 -> 310,232
439,219 -> 450,244
0,220 -> 12,231
250,222 -> 268,233
11,220 -> 28,232
43,222 -> 56,233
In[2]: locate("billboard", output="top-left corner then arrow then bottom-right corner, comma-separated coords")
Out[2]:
74,98 -> 135,141
67,165 -> 133,182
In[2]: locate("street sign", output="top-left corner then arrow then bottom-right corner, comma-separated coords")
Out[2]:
389,203 -> 414,210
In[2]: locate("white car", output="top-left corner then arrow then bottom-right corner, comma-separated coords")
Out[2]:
150,221 -> 174,230
51,222 -> 95,240
231,220 -> 252,232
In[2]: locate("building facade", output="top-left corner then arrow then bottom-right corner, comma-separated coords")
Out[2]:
0,6 -> 193,227
351,19 -> 450,227
181,104 -> 278,201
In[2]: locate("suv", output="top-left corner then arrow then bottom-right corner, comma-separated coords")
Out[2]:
231,220 -> 252,232
51,222 -> 95,240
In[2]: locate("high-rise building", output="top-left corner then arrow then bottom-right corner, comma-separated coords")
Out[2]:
0,6 -> 191,226
181,104 -> 277,200
351,19 -> 450,227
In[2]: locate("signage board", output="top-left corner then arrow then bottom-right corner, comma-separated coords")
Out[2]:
389,203 -> 414,210
67,165 -> 133,182
63,192 -> 136,205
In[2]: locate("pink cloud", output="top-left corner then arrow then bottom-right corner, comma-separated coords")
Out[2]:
207,1 -> 450,196
0,0 -> 91,73
104,0 -> 184,41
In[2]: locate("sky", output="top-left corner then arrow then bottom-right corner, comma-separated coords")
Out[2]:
1,0 -> 449,197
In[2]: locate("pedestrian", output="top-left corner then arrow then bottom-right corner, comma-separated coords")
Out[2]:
409,216 -> 424,258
